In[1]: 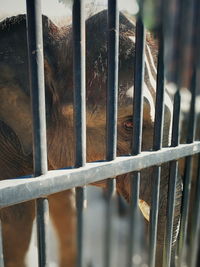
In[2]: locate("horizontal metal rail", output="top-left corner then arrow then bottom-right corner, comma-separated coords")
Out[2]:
0,142 -> 200,208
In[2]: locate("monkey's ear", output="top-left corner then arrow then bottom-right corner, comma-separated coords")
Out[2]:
0,85 -> 33,155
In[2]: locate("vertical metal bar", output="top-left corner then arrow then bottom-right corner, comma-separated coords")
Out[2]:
186,72 -> 196,144
26,0 -> 48,175
149,33 -> 165,267
132,17 -> 145,157
163,90 -> 181,267
163,162 -> 178,267
171,91 -> 181,148
73,1 -> 86,267
153,35 -> 165,152
163,0 -> 180,84
26,1 -> 49,266
164,0 -> 198,256
106,0 -> 119,161
176,0 -> 196,88
149,166 -> 161,267
0,220 -> 4,267
187,4 -> 200,264
105,1 -> 119,267
127,172 -> 141,267
73,0 -> 86,168
178,70 -> 196,263
104,179 -> 116,267
188,153 -> 200,267
76,187 -> 86,267
37,198 -> 49,266
127,15 -> 145,267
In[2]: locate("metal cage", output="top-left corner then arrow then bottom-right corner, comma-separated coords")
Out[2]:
0,0 -> 200,267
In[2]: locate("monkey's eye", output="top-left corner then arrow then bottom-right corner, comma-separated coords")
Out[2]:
123,119 -> 133,130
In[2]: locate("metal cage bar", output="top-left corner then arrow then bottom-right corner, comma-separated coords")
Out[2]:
72,1 -> 86,267
73,1 -> 86,168
152,34 -> 165,152
188,153 -> 200,267
131,17 -> 145,157
26,1 -> 48,175
0,220 -> 4,267
149,32 -> 165,267
106,0 -> 119,161
128,171 -> 142,267
127,14 -> 145,267
36,198 -> 49,266
178,69 -> 197,263
1,142 -> 200,209
26,1 -> 49,266
175,5 -> 198,261
76,186 -> 86,267
104,1 -> 119,266
104,178 -> 116,267
188,3 -> 200,264
162,89 -> 181,267
0,2 -> 200,265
